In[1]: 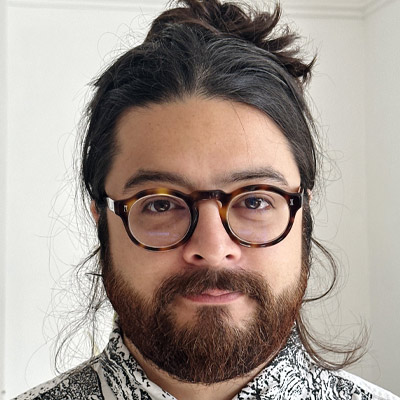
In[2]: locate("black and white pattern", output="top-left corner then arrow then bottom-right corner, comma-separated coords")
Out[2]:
14,323 -> 399,400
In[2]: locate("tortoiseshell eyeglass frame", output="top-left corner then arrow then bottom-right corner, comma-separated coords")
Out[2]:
106,184 -> 303,252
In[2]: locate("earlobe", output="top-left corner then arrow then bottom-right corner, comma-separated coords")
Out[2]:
90,200 -> 100,224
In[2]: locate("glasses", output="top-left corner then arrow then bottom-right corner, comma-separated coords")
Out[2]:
106,184 -> 303,251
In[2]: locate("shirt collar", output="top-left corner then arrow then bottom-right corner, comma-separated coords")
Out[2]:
234,328 -> 312,399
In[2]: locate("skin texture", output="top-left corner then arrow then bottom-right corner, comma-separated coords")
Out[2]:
96,96 -> 304,400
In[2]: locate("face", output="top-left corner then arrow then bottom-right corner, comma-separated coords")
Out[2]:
101,96 -> 306,382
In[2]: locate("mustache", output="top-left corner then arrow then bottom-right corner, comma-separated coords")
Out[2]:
155,268 -> 272,306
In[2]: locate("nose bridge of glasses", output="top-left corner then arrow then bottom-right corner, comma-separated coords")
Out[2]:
190,190 -> 229,235
189,191 -> 230,230
191,190 -> 226,207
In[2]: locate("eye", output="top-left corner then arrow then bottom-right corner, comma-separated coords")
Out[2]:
146,199 -> 174,212
141,196 -> 186,214
242,196 -> 272,210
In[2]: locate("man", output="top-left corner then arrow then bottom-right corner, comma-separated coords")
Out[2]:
15,0 -> 399,399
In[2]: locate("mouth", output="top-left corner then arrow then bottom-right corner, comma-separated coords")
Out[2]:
183,289 -> 243,304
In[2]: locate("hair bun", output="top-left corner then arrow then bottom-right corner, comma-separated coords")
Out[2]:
146,0 -> 314,82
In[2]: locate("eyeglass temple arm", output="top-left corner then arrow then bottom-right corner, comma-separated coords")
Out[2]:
106,197 -> 115,213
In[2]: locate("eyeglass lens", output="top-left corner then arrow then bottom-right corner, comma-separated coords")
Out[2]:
128,194 -> 191,247
228,191 -> 289,244
127,191 -> 290,248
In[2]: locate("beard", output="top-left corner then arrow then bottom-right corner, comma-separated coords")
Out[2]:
103,262 -> 307,384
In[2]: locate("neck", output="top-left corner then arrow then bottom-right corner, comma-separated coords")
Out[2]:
123,334 -> 278,400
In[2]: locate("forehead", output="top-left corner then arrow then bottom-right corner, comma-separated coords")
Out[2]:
105,97 -> 300,197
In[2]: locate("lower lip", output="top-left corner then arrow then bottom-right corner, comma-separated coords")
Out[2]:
184,291 -> 242,304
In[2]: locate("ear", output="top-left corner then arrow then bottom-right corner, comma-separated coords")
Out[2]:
90,200 -> 100,224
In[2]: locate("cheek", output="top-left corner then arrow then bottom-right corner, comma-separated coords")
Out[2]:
107,212 -> 184,298
246,212 -> 303,294
107,211 -> 134,265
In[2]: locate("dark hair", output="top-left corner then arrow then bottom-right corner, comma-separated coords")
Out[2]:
83,1 -> 316,206
59,0 -> 367,372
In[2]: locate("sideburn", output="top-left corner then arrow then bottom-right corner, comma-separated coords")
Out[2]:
97,207 -> 112,279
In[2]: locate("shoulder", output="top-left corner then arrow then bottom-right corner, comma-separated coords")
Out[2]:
287,329 -> 400,400
239,343 -> 400,400
330,369 -> 399,400
12,361 -> 105,400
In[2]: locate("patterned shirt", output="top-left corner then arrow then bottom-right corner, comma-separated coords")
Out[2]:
14,324 -> 399,400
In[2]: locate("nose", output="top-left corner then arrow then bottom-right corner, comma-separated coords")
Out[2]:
182,200 -> 242,267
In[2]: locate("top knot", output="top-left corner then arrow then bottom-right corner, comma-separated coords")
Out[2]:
146,0 -> 315,83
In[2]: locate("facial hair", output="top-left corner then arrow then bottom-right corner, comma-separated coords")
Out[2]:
103,265 -> 307,384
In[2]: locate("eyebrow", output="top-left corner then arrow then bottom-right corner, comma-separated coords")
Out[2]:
218,167 -> 289,187
123,167 -> 289,193
123,170 -> 194,193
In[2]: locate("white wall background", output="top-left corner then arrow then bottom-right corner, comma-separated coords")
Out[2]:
364,1 -> 400,391
2,0 -> 399,398
1,0 -> 8,398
